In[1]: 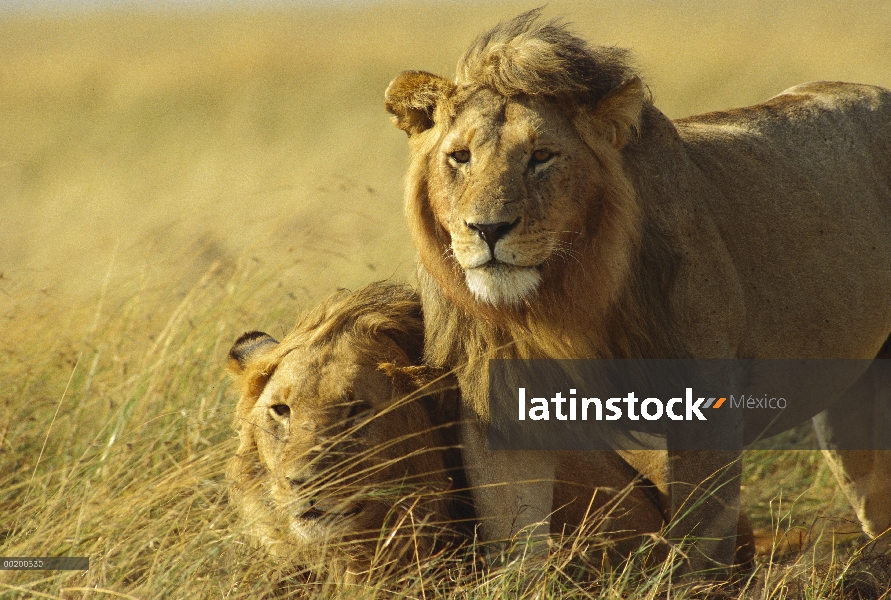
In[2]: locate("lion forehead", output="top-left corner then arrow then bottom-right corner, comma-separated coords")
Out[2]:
432,95 -> 589,218
257,348 -> 357,412
444,93 -> 579,156
447,88 -> 507,136
269,347 -> 404,420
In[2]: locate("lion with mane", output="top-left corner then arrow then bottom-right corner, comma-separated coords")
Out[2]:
385,9 -> 891,571
227,283 -> 752,581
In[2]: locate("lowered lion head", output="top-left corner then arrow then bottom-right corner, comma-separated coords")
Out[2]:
225,283 -> 463,579
386,9 -> 646,312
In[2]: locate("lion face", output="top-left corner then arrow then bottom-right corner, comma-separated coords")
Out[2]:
226,286 -> 458,575
387,69 -> 645,311
424,89 -> 601,306
248,339 -> 404,544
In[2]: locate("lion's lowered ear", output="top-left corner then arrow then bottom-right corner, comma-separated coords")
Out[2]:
378,363 -> 462,436
227,331 -> 279,376
227,331 -> 279,431
385,70 -> 456,136
574,76 -> 645,150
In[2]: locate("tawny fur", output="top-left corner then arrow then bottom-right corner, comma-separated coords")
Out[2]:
225,283 -> 458,580
386,8 -> 891,569
226,282 -> 756,577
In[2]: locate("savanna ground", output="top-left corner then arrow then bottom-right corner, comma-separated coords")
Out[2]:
1,1 -> 890,597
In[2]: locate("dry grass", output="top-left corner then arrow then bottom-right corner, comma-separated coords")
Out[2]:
1,1 -> 890,597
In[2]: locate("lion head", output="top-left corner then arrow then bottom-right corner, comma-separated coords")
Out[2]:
386,9 -> 648,315
225,283 -> 465,579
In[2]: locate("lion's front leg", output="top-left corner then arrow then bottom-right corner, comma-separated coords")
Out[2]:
817,448 -> 891,549
661,374 -> 745,577
461,421 -> 557,546
667,448 -> 742,576
812,357 -> 891,549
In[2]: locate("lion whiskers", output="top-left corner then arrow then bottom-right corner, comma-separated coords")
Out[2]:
550,239 -> 584,269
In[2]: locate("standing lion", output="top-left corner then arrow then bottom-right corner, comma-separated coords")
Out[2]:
385,9 -> 891,573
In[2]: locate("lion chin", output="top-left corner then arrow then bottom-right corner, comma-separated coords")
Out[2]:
464,263 -> 541,306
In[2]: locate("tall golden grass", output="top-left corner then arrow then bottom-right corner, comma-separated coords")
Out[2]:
1,1 -> 890,597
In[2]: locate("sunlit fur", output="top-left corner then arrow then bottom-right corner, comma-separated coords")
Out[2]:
464,264 -> 541,306
387,8 -> 891,561
387,10 -> 681,423
227,282 -> 756,574
225,283 -> 463,581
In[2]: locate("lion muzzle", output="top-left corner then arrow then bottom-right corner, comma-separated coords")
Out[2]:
465,218 -> 519,257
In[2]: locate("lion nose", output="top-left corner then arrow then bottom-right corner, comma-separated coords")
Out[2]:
466,219 -> 519,255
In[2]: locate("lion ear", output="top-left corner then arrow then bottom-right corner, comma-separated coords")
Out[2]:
227,331 -> 279,376
385,70 -> 456,136
228,331 -> 280,433
575,76 -> 645,150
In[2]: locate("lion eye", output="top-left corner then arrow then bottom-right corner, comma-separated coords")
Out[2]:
530,149 -> 554,165
347,402 -> 373,420
448,149 -> 471,164
270,404 -> 290,418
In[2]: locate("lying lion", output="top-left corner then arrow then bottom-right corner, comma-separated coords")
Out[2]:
226,283 -> 461,581
226,282 -> 754,581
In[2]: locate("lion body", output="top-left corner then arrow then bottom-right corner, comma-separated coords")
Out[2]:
386,10 -> 891,570
408,82 -> 891,422
666,82 -> 891,360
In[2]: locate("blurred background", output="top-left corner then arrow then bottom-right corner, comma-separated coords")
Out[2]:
1,1 -> 889,594
3,0 -> 890,327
